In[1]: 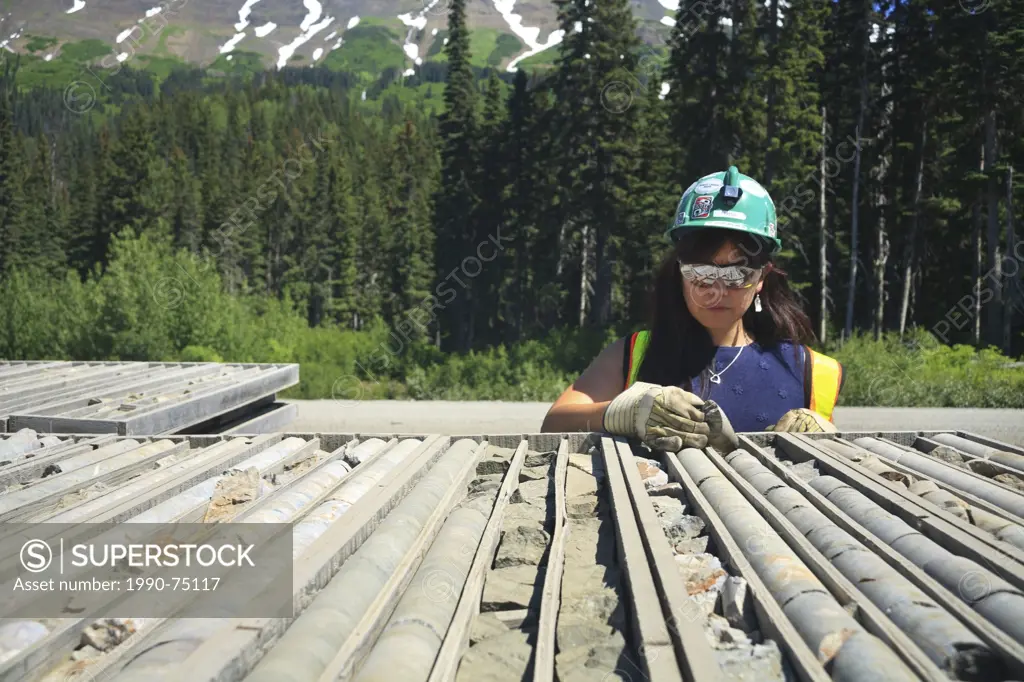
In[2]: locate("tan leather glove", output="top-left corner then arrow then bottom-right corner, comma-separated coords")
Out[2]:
603,382 -> 711,452
701,400 -> 739,453
769,408 -> 838,433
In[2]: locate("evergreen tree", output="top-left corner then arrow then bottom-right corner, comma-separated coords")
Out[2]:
434,0 -> 480,351
326,151 -> 360,328
474,73 -> 508,346
0,78 -> 28,279
666,0 -> 732,187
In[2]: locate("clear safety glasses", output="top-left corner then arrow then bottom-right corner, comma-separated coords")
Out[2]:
678,262 -> 763,289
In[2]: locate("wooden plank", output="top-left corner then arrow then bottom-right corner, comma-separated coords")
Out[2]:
599,436 -> 683,682
0,441 -> 189,522
427,438 -> 530,682
912,436 -> 1024,498
776,434 -> 1024,590
615,440 -> 722,682
957,431 -> 1024,458
315,438 -> 490,682
159,435 -> 451,682
738,435 -> 1024,678
532,438 -> 568,682
0,435 -> 117,489
661,451 -> 831,682
41,438 -> 387,682
703,446 -> 946,682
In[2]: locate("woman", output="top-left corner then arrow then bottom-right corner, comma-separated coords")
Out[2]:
540,166 -> 844,452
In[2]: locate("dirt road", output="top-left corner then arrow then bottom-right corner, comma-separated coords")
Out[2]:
286,400 -> 1024,446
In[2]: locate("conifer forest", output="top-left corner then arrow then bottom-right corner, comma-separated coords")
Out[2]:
0,0 -> 1023,405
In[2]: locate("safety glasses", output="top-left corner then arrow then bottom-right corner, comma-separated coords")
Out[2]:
678,262 -> 763,289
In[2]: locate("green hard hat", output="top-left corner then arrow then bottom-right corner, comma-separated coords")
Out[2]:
665,165 -> 781,253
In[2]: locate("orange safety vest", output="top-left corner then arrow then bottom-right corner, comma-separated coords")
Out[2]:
622,330 -> 844,422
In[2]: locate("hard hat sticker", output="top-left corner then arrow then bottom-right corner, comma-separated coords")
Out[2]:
768,222 -> 776,237
691,195 -> 714,219
712,210 -> 746,220
694,178 -> 724,193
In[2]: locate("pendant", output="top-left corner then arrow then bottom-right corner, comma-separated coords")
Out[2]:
710,374 -> 722,384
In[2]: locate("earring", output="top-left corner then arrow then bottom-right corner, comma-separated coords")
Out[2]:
754,294 -> 762,313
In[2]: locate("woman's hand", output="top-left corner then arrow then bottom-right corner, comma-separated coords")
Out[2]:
768,408 -> 837,433
701,400 -> 740,453
603,382 -> 711,452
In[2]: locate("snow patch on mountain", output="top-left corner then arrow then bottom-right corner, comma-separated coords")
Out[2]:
254,22 -> 276,37
276,10 -> 333,68
348,16 -> 360,29
398,12 -> 428,31
658,0 -> 679,8
312,47 -> 323,60
300,0 -> 323,31
220,31 -> 247,54
145,7 -> 161,18
496,0 -> 566,72
660,15 -> 673,27
325,30 -> 337,41
234,0 -> 261,32
398,2 -> 440,71
66,0 -> 85,14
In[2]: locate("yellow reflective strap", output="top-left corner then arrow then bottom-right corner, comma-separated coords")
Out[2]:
626,330 -> 651,388
808,349 -> 842,421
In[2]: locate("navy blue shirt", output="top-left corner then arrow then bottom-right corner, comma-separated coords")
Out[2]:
685,341 -> 807,432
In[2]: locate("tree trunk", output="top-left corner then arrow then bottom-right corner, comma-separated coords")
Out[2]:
972,184 -> 983,346
873,212 -> 889,341
845,89 -> 866,340
763,0 -> 780,187
818,106 -> 829,343
593,224 -> 613,325
984,109 -> 1001,347
578,223 -> 590,328
899,126 -> 926,338
873,79 -> 892,342
1005,165 -> 1016,351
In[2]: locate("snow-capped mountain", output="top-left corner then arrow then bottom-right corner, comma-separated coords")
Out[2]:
0,0 -> 675,73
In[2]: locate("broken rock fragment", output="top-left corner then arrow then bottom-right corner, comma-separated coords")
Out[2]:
494,526 -> 550,568
636,458 -> 669,489
676,553 -> 727,596
481,565 -> 545,612
649,482 -> 686,499
456,629 -> 534,682
203,467 -> 263,522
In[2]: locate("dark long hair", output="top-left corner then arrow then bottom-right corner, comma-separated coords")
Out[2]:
635,229 -> 815,394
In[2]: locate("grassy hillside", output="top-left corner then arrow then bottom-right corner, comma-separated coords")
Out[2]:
322,23 -> 407,77
425,28 -> 523,69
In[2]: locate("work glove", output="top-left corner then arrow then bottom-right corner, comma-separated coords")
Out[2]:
768,408 -> 838,433
701,400 -> 740,453
603,382 -> 710,452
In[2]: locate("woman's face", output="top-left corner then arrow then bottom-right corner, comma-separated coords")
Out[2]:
681,238 -> 765,332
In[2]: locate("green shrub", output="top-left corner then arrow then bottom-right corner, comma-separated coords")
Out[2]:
828,329 -> 1024,408
3,234 -> 1022,406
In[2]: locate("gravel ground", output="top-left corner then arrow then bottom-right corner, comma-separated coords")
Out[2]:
285,401 -> 1024,447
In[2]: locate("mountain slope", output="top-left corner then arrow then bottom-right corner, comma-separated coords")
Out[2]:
0,0 -> 675,73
